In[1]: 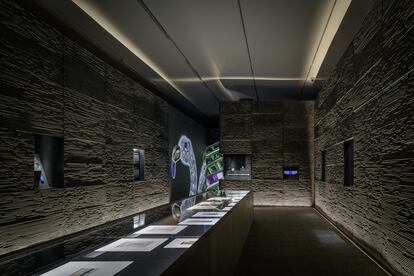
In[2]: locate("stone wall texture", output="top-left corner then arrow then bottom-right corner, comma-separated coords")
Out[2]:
0,0 -> 173,256
220,101 -> 314,206
314,0 -> 414,275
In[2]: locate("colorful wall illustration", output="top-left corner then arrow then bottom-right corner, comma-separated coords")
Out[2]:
168,107 -> 207,202
170,138 -> 223,200
170,135 -> 207,197
203,142 -> 223,193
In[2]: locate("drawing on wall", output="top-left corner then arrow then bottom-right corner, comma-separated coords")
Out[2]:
40,261 -> 133,276
170,138 -> 225,220
170,139 -> 224,196
171,135 -> 206,196
170,135 -> 207,219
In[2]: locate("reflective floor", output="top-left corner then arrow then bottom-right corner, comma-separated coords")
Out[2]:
234,207 -> 387,276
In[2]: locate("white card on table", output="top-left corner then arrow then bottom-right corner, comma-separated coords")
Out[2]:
133,225 -> 187,235
187,205 -> 218,211
95,238 -> 168,252
40,261 -> 133,276
164,238 -> 199,249
178,218 -> 219,226
207,197 -> 230,201
197,202 -> 221,207
231,197 -> 243,201
192,212 -> 226,218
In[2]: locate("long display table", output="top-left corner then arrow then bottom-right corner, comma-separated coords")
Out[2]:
39,190 -> 253,276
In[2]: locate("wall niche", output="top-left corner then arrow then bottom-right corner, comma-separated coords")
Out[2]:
224,154 -> 252,181
34,134 -> 64,189
133,148 -> 145,181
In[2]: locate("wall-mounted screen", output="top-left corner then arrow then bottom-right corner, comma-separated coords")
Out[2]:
283,166 -> 299,180
224,154 -> 251,180
133,148 -> 145,181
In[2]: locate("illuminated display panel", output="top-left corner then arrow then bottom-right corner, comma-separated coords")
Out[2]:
283,166 -> 299,180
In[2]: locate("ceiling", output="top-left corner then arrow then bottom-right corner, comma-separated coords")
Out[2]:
32,0 -> 375,124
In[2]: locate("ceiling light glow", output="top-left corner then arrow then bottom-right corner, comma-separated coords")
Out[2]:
72,0 -> 190,101
306,0 -> 352,84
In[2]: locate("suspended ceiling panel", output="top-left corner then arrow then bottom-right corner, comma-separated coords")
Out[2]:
71,0 -> 219,117
144,0 -> 256,101
32,0 -> 376,122
239,0 -> 335,99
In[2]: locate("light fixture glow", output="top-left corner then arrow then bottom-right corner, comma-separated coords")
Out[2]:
306,0 -> 352,84
72,0 -> 191,101
151,76 -> 327,83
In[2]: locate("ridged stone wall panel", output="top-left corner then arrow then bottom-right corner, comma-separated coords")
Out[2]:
220,101 -> 314,206
0,0 -> 172,256
314,0 -> 414,274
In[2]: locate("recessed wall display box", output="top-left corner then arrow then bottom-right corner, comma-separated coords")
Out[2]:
133,148 -> 145,181
223,154 -> 252,180
283,166 -> 299,180
133,213 -> 146,229
321,150 -> 326,181
344,140 -> 354,186
34,134 -> 64,189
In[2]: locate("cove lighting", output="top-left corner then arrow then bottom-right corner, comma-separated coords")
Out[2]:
306,0 -> 352,83
72,0 -> 189,101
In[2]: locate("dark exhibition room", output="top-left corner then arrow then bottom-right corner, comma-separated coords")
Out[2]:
0,0 -> 413,275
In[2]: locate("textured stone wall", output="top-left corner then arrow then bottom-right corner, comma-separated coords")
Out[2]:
0,0 -> 174,255
314,0 -> 413,275
220,101 -> 314,206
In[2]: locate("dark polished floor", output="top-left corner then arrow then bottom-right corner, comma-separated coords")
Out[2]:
234,207 -> 387,276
